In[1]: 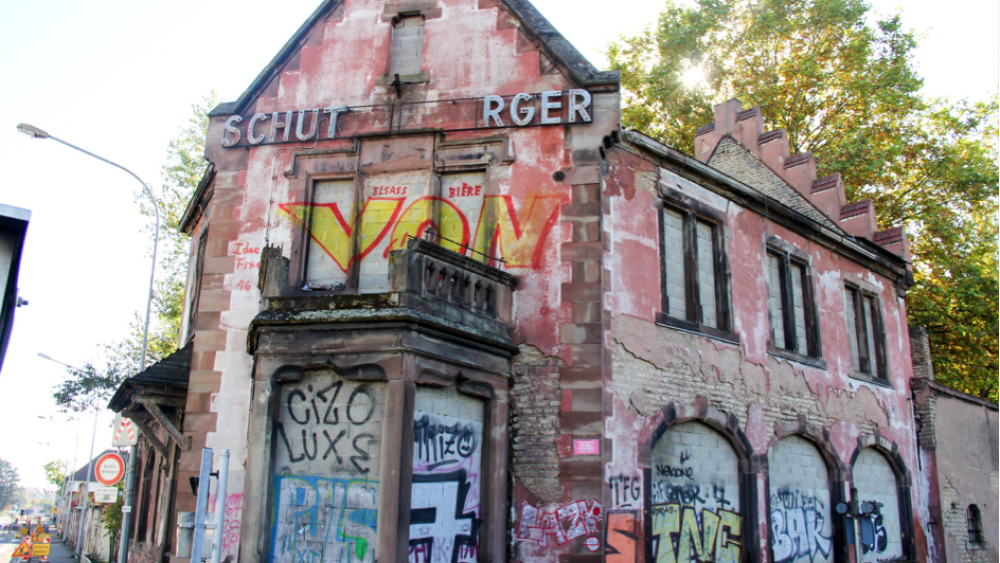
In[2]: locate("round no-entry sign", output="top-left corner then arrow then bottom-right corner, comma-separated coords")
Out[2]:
95,453 -> 125,486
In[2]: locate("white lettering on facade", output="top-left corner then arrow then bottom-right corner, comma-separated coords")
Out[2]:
221,91 -> 592,148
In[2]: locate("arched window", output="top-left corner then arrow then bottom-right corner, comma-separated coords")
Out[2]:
768,436 -> 834,563
967,504 -> 984,545
853,448 -> 903,562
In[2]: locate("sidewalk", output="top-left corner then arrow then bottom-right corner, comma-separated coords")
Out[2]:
40,538 -> 75,563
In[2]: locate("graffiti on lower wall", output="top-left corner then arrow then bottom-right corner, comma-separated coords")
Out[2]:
270,376 -> 385,563
270,475 -> 380,563
409,410 -> 483,563
769,489 -> 833,563
651,503 -> 742,563
515,499 -> 604,547
605,510 -> 641,563
222,493 -> 244,559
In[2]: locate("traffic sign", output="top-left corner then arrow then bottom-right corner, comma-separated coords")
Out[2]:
32,543 -> 51,557
95,487 -> 119,503
112,415 -> 138,447
11,539 -> 31,559
95,453 -> 126,486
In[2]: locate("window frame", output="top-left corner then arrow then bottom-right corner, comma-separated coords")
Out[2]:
765,241 -> 824,368
656,190 -> 737,343
967,504 -> 985,547
844,283 -> 889,384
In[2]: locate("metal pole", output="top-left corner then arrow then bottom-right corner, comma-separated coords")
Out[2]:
40,133 -> 160,370
117,444 -> 136,563
211,450 -> 230,563
20,127 -> 160,562
77,405 -> 99,557
191,449 -> 213,562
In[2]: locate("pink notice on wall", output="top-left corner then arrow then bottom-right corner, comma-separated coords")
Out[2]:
573,439 -> 600,456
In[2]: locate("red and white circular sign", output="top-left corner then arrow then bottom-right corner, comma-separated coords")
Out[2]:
95,453 -> 125,486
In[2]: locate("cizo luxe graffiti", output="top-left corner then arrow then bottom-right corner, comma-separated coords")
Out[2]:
275,381 -> 379,474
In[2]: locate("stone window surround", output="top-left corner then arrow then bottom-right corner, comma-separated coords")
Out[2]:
243,357 -> 509,563
377,1 -> 443,85
764,236 -> 826,370
842,279 -> 890,386
184,225 -> 210,346
655,185 -> 738,344
282,134 -> 512,298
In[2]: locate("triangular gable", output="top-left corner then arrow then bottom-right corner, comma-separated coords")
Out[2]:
209,0 -> 618,119
708,135 -> 844,233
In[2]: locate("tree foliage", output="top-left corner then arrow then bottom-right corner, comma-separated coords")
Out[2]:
608,0 -> 998,400
0,458 -> 20,510
43,459 -> 70,489
52,93 -> 219,411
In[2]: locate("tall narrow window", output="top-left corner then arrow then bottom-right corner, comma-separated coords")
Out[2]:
660,204 -> 730,335
845,286 -> 886,381
766,250 -> 819,359
967,504 -> 984,546
304,179 -> 355,290
389,16 -> 425,77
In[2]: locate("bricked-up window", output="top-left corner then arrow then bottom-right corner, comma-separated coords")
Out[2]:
967,504 -> 984,545
304,179 -> 355,290
660,204 -> 731,337
389,16 -> 425,77
844,286 -> 886,381
766,250 -> 820,358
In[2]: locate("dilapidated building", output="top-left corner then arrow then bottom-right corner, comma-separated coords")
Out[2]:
155,0 -> 943,562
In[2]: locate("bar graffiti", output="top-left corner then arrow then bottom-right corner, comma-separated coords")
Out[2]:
769,489 -> 833,563
409,411 -> 484,563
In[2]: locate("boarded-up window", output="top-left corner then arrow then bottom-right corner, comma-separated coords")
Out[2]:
663,207 -> 686,319
410,385 -> 485,563
853,449 -> 903,562
305,179 -> 356,290
269,372 -> 385,563
389,16 -> 425,77
660,205 -> 728,332
767,250 -> 818,358
844,286 -> 886,380
768,436 -> 834,563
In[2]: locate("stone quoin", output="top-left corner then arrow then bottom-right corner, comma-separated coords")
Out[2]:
104,1 -> 996,563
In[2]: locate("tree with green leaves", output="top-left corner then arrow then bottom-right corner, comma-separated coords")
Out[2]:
0,458 -> 20,510
607,0 -> 998,401
102,481 -> 126,560
43,459 -> 70,489
51,93 -> 220,411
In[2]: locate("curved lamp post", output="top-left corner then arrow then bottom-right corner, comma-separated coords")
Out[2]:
21,123 -> 158,563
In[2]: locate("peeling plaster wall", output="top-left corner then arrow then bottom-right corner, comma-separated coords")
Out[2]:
601,143 -> 923,561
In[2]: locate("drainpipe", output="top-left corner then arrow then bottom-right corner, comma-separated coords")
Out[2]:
117,445 -> 136,563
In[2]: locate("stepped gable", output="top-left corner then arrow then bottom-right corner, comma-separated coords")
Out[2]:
696,98 -> 911,262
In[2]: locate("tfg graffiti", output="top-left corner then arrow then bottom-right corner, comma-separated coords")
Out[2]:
276,381 -> 379,474
409,410 -> 484,563
270,475 -> 379,563
651,503 -> 742,563
769,488 -> 832,563
516,499 -> 604,547
608,474 -> 642,508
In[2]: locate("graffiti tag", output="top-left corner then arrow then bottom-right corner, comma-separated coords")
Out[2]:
651,503 -> 742,563
608,474 -> 642,508
769,489 -> 833,563
516,500 -> 603,547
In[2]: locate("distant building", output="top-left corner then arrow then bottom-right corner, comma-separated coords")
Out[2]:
61,450 -> 118,561
0,203 -> 30,375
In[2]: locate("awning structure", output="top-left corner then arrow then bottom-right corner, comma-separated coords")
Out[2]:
108,342 -> 191,456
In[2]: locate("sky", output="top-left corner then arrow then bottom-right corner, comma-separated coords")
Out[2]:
0,0 -> 995,490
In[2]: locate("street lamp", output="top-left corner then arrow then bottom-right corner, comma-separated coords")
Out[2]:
17,123 -> 160,371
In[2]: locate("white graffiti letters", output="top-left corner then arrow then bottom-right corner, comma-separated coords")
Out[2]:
516,500 -> 604,547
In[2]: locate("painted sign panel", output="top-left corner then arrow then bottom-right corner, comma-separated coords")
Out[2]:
409,386 -> 484,563
269,373 -> 385,563
94,487 -> 119,504
573,439 -> 600,456
649,422 -> 742,563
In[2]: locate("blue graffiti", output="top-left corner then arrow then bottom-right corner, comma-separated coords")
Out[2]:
270,475 -> 380,563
